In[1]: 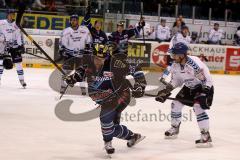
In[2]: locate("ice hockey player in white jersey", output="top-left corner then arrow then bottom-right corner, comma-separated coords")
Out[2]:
159,25 -> 191,82
155,42 -> 214,148
0,31 -> 6,85
0,9 -> 26,88
135,17 -> 152,39
59,14 -> 92,94
234,26 -> 240,46
169,25 -> 191,49
207,23 -> 224,45
156,19 -> 171,42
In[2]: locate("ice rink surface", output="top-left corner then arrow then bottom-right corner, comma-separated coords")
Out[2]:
0,68 -> 240,160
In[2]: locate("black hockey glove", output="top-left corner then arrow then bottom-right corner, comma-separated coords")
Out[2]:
132,83 -> 145,98
17,45 -> 25,54
194,85 -> 212,109
64,72 -> 82,87
138,20 -> 145,28
59,46 -> 68,58
155,88 -> 172,103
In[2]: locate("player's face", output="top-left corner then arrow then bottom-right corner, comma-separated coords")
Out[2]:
117,25 -> 124,33
214,25 -> 219,31
182,29 -> 189,37
94,22 -> 102,31
161,21 -> 166,27
171,54 -> 186,63
7,13 -> 15,22
70,18 -> 79,28
94,56 -> 105,66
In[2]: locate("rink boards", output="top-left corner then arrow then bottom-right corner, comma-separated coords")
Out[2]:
21,34 -> 240,75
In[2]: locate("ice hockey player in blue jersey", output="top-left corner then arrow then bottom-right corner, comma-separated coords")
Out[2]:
155,42 -> 214,148
64,44 -> 147,154
81,6 -> 108,46
108,20 -> 145,55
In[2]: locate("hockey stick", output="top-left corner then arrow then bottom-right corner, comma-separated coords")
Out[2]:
15,5 -> 66,75
24,52 -> 50,61
140,1 -> 145,45
144,93 -> 193,104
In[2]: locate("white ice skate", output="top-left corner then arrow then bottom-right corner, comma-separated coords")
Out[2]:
104,141 -> 115,155
196,130 -> 213,148
127,133 -> 146,147
165,123 -> 180,139
20,80 -> 27,89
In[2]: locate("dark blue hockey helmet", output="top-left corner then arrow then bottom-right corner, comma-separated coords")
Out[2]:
6,9 -> 15,15
171,42 -> 189,55
70,14 -> 79,21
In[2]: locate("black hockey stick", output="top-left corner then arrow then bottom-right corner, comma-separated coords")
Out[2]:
140,1 -> 145,45
24,52 -> 50,61
16,5 -> 66,75
144,93 -> 193,104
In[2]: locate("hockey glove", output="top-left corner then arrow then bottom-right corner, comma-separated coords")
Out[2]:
132,86 -> 144,98
17,45 -> 25,54
132,83 -> 145,98
194,85 -> 212,109
138,20 -> 145,28
155,89 -> 172,103
64,71 -> 83,87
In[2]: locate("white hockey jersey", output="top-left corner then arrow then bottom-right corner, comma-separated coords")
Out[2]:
169,32 -> 191,49
135,22 -> 151,38
170,56 -> 213,89
208,28 -> 224,43
156,25 -> 171,41
0,20 -> 24,48
60,25 -> 92,56
0,31 -> 5,54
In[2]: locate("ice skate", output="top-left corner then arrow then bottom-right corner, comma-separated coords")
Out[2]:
127,133 -> 146,147
195,130 -> 213,148
104,141 -> 115,155
81,86 -> 86,95
20,80 -> 26,89
60,86 -> 67,94
165,123 -> 180,139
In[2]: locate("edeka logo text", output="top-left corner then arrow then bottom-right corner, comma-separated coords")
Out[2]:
22,13 -> 103,30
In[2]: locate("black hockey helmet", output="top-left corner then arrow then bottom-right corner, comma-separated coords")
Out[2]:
3,55 -> 13,70
93,44 -> 110,58
117,21 -> 124,27
191,31 -> 198,37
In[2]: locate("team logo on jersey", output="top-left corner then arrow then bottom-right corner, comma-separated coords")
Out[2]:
114,60 -> 126,68
103,71 -> 113,78
80,31 -> 86,34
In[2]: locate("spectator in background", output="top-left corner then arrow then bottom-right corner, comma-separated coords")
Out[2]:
234,26 -> 240,46
173,15 -> 186,27
32,0 -> 46,10
0,0 -> 6,8
156,19 -> 171,42
172,18 -> 182,36
207,23 -> 224,45
148,26 -> 156,40
190,31 -> 199,44
169,25 -> 191,50
135,17 -> 153,39
45,0 -> 56,11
